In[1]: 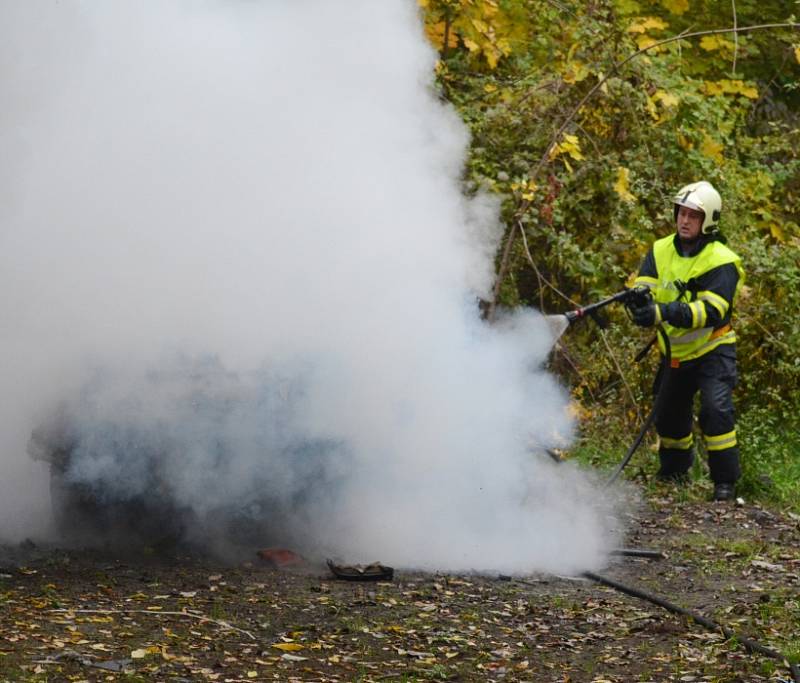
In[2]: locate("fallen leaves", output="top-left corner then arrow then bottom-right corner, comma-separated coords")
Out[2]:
271,642 -> 304,652
0,498 -> 798,682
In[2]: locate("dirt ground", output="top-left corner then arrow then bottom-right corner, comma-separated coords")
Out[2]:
1,489 -> 799,683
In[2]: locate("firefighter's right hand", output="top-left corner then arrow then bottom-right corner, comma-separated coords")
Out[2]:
629,299 -> 661,327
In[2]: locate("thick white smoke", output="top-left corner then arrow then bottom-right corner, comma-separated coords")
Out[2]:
0,1 -> 619,573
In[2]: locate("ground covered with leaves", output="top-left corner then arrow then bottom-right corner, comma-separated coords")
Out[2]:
1,491 -> 799,683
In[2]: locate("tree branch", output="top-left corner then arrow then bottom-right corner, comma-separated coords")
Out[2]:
731,1 -> 739,75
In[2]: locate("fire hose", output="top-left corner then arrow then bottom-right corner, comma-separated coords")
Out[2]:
547,288 -> 800,683
583,570 -> 800,683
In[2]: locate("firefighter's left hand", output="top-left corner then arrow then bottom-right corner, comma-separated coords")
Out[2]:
629,300 -> 660,327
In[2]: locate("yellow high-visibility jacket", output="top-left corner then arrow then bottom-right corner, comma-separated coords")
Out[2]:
634,234 -> 744,362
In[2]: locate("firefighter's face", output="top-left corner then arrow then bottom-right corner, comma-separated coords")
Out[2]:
676,205 -> 704,242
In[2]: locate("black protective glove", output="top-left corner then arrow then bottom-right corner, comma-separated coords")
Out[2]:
629,299 -> 662,327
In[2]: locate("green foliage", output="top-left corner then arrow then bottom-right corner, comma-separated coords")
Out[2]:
420,0 -> 800,506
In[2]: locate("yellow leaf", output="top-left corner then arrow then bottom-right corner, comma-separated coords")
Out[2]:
635,35 -> 660,51
653,90 -> 679,107
483,83 -> 497,93
247,672 -> 258,679
424,21 -> 458,51
769,223 -> 786,242
731,81 -> 758,99
700,134 -> 724,163
462,37 -> 480,53
700,35 -> 735,52
644,94 -> 658,120
417,0 -> 430,6
90,643 -> 113,652
660,0 -> 688,14
627,17 -> 667,33
613,167 -> 637,203
471,18 -> 489,34
795,45 -> 800,64
563,61 -> 590,84
272,643 -> 304,652
520,179 -> 537,201
554,133 -> 584,161
496,37 -> 512,56
677,132 -> 693,150
704,79 -> 759,99
598,70 -> 608,94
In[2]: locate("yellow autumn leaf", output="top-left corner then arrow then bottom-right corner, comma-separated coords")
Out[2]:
272,642 -> 304,652
462,37 -> 480,53
424,21 -> 458,51
645,94 -> 659,120
653,90 -> 679,107
417,0 -> 430,6
660,0 -> 688,14
90,643 -> 113,652
563,61 -> 590,84
677,132 -> 693,150
613,167 -> 637,203
703,79 -> 758,99
700,35 -> 734,52
700,134 -> 724,163
769,223 -> 786,242
549,133 -> 584,162
471,18 -> 489,34
795,45 -> 800,64
730,80 -> 759,99
627,17 -> 667,33
635,35 -> 660,51
520,179 -> 537,201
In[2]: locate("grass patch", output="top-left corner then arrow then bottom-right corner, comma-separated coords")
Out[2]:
567,408 -> 800,515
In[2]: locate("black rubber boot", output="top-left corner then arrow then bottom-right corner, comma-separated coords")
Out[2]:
712,483 -> 735,501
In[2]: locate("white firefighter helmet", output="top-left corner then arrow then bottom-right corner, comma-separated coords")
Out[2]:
673,181 -> 722,234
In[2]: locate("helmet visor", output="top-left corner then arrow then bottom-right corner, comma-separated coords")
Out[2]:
674,197 -> 704,214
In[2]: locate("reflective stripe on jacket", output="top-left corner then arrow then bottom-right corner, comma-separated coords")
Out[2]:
634,234 -> 744,361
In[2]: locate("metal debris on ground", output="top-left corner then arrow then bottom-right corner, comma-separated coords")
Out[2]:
327,559 -> 394,582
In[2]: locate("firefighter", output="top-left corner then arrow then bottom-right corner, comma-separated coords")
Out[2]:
627,181 -> 744,501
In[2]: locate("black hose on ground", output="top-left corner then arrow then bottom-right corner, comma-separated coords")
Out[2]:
609,548 -> 665,559
583,570 -> 800,683
606,325 -> 671,486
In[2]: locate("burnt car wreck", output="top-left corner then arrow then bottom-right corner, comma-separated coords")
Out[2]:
27,358 -> 348,552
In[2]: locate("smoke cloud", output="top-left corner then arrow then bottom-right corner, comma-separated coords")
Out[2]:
0,1 -> 620,573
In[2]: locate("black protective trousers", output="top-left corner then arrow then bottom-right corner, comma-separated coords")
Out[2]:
654,344 -> 741,485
